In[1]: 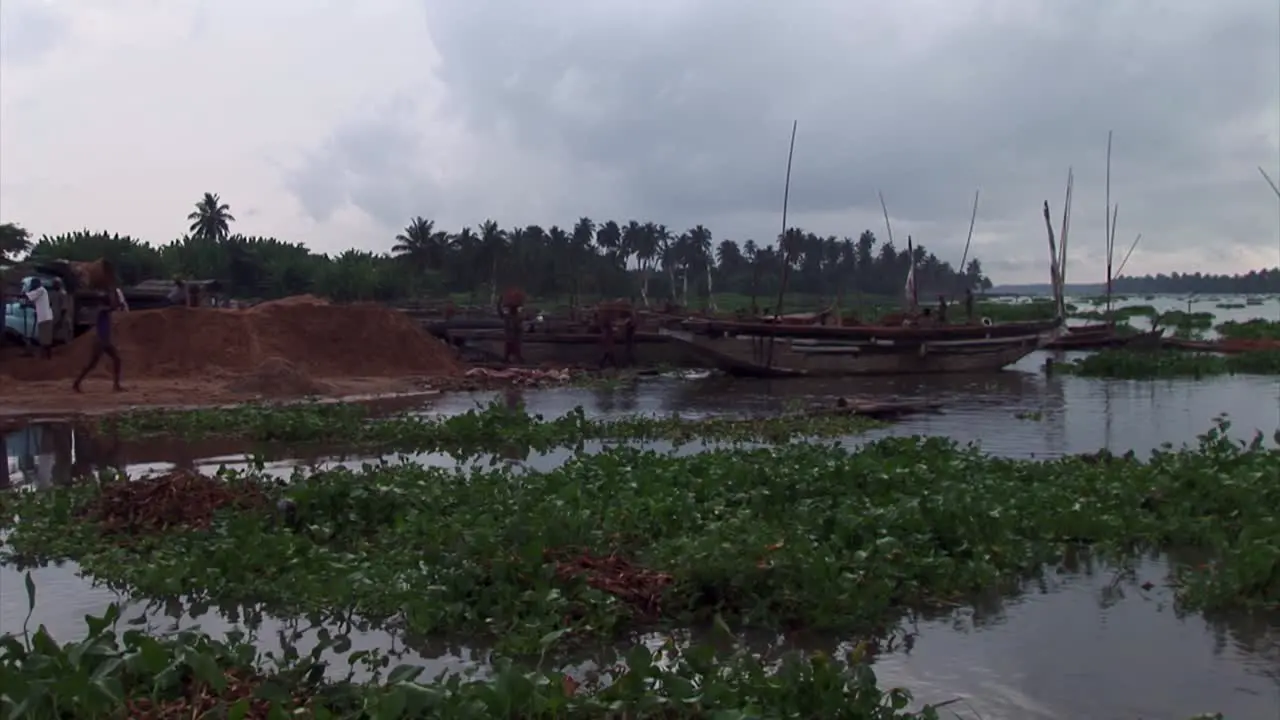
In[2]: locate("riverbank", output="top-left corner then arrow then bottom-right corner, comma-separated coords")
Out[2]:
0,367 -> 625,421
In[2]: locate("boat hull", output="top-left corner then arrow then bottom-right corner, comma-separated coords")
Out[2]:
677,318 -> 1061,342
660,328 -> 1052,377
1045,328 -> 1164,351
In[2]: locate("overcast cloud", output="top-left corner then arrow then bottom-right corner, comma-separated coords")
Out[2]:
2,0 -> 1277,283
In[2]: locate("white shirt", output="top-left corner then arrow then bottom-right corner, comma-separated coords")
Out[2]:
25,287 -> 52,323
115,288 -> 129,311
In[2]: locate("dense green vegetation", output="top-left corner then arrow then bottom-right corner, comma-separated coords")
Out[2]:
99,401 -> 883,448
0,222 -> 30,266
0,424 -> 1268,719
0,590 -> 945,718
3,193 -> 989,308
1055,350 -> 1280,378
1216,319 -> 1280,341
5,422 -> 1277,641
2,413 -> 1265,718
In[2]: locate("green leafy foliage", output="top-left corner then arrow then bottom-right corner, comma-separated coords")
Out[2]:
0,580 -> 946,719
98,400 -> 885,449
5,420 -> 1278,659
1056,350 -> 1280,378
1216,319 -> 1280,341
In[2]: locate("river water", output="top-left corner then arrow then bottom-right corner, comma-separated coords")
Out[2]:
3,294 -> 1280,719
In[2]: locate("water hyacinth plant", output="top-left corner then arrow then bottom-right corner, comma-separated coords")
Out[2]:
1055,349 -> 1280,378
4,420 -> 1278,656
0,577 -> 950,719
97,401 -> 885,450
1216,318 -> 1280,341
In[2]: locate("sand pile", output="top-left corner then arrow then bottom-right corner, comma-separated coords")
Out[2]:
225,357 -> 334,397
251,294 -> 328,309
5,298 -> 463,382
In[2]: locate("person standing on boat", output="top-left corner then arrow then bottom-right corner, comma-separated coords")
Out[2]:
597,312 -> 618,369
623,312 -> 637,366
964,289 -> 975,323
937,294 -> 948,323
502,305 -> 525,364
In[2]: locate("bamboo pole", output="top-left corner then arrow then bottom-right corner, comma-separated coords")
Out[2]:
957,189 -> 980,292
765,120 -> 799,368
1261,166 -> 1280,199
1058,168 -> 1074,318
1114,233 -> 1142,278
1043,201 -> 1060,306
1104,132 -> 1114,324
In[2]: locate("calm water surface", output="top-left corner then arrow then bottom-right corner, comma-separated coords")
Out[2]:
4,297 -> 1280,718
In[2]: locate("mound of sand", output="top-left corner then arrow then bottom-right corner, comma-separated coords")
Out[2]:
225,357 -> 334,397
5,297 -> 463,382
250,294 -> 329,310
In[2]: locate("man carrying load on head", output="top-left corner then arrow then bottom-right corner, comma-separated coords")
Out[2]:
72,290 -> 125,393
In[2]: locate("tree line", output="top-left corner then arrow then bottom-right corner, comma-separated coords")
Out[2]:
1112,269 -> 1280,295
1,192 -> 991,306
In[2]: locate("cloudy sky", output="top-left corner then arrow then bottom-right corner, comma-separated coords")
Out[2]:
2,0 -> 1278,283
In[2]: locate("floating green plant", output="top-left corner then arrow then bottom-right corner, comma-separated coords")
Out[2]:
1055,350 -> 1280,378
5,420 -> 1278,657
99,401 -> 884,450
1216,319 -> 1280,341
0,580 -> 948,719
1155,310 -> 1215,331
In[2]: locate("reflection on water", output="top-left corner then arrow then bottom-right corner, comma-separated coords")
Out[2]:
870,553 -> 1280,719
3,554 -> 1278,719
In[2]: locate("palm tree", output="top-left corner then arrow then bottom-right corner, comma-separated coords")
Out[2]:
0,222 -> 32,265
625,221 -> 654,304
477,220 -> 508,306
595,220 -> 623,272
392,216 -> 447,272
686,225 -> 714,307
651,224 -> 675,302
570,217 -> 596,306
187,193 -> 235,241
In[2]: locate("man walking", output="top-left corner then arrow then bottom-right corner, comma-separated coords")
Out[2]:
72,292 -> 124,393
25,278 -> 53,359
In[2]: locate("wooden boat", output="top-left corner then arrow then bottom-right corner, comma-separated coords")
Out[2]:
676,317 -> 1061,342
658,322 -> 1059,377
1067,323 -> 1112,335
1162,337 -> 1280,354
1044,328 -> 1164,351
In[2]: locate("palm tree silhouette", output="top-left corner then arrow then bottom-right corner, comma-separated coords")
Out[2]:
187,193 -> 235,241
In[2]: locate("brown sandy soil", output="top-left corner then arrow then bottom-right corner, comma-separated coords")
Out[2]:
0,298 -> 613,419
0,298 -> 472,418
0,375 -> 439,418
